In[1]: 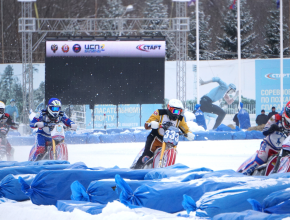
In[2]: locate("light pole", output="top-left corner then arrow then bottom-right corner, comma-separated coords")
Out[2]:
119,5 -> 133,36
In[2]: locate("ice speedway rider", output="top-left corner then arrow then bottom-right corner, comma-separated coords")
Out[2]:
131,99 -> 195,169
237,101 -> 290,175
29,98 -> 77,161
0,101 -> 19,160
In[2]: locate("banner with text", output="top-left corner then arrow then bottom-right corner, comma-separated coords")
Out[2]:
255,59 -> 290,115
85,104 -> 162,129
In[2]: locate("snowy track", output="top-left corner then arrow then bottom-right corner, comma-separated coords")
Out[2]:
14,140 -> 260,170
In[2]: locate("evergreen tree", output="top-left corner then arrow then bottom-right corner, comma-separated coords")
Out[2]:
142,0 -> 169,36
10,77 -> 23,118
0,65 -> 14,103
261,0 -> 289,57
188,10 -> 214,60
141,0 -> 174,60
99,0 -> 125,36
215,0 -> 258,59
34,81 -> 45,109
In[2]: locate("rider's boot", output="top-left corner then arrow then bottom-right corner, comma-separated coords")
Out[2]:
131,155 -> 151,169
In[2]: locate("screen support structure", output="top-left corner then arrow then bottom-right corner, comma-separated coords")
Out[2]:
18,1 -> 189,116
18,0 -> 35,123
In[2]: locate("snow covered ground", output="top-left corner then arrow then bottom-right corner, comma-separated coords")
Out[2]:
1,140 -> 261,219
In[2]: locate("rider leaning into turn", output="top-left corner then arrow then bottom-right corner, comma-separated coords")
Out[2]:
237,101 -> 290,175
0,101 -> 19,160
29,98 -> 77,161
132,99 -> 195,169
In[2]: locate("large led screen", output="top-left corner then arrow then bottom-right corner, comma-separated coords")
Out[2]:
45,40 -> 165,105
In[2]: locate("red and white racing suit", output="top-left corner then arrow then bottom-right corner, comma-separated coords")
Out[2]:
237,114 -> 290,175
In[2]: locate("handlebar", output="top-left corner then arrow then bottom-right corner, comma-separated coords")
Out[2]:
160,121 -> 184,136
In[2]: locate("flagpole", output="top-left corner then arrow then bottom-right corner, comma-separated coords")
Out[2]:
280,0 -> 283,111
196,0 -> 200,104
237,0 -> 241,106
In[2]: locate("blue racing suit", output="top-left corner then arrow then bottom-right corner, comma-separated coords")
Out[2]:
28,109 -> 74,161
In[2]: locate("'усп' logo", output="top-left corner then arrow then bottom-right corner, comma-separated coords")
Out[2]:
136,44 -> 161,52
84,44 -> 105,53
51,44 -> 58,53
62,44 -> 69,53
73,44 -> 81,53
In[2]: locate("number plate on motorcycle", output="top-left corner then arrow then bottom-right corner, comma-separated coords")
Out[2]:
163,126 -> 180,146
56,125 -> 63,133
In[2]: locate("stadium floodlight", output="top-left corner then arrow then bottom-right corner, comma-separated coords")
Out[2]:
119,5 -> 134,36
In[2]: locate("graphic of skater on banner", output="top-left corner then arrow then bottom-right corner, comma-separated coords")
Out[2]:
255,59 -> 290,115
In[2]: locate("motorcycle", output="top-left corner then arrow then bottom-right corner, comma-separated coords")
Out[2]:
33,122 -> 68,161
0,125 -> 15,161
242,131 -> 290,176
131,121 -> 185,169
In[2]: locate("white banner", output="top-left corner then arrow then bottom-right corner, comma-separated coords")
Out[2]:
46,41 -> 165,58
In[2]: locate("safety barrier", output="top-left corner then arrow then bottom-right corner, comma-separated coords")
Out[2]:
7,129 -> 264,146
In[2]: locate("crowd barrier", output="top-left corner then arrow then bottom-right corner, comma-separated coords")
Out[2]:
7,128 -> 265,146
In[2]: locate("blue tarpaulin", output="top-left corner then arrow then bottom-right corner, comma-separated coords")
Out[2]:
0,174 -> 36,201
213,210 -> 290,220
216,124 -> 241,132
232,131 -> 247,140
56,200 -> 106,215
19,168 -> 151,205
6,129 -> 267,145
195,177 -> 290,218
115,174 -> 245,213
248,187 -> 290,214
144,165 -> 212,181
71,179 -> 154,204
246,130 -> 265,139
0,164 -> 71,180
0,160 -> 69,169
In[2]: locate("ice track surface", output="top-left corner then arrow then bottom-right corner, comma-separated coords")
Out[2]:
2,140 -> 261,220
14,140 -> 260,170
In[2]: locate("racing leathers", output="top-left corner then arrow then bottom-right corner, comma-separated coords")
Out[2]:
133,109 -> 191,169
29,109 -> 75,161
0,113 -> 18,160
237,113 -> 289,175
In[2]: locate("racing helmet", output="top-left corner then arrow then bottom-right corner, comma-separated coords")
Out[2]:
167,99 -> 184,121
283,101 -> 290,130
227,83 -> 237,94
0,101 -> 5,118
47,98 -> 61,118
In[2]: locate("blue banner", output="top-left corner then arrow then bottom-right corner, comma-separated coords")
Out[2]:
255,59 -> 290,115
85,105 -> 117,129
141,104 -> 163,125
86,104 -> 162,129
118,104 -> 140,128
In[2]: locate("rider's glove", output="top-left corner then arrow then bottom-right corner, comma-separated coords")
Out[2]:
12,122 -> 19,129
186,132 -> 195,141
70,123 -> 77,130
35,122 -> 44,128
264,124 -> 281,136
150,121 -> 159,129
